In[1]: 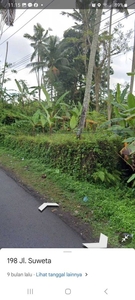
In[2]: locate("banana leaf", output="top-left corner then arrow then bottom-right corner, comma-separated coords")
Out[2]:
127,93 -> 135,109
123,137 -> 135,143
127,72 -> 135,76
70,115 -> 78,129
116,83 -> 121,103
100,117 -> 125,128
111,101 -> 127,110
125,114 -> 135,121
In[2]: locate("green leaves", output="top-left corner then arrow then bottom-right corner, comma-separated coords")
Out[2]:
38,87 -> 70,132
55,91 -> 69,106
41,85 -> 51,104
127,174 -> 135,184
127,72 -> 135,76
40,114 -> 47,128
125,114 -> 135,122
32,109 -> 41,125
92,170 -> 105,182
127,93 -> 135,109
92,168 -> 120,186
100,117 -> 125,128
116,83 -> 121,103
70,115 -> 78,129
14,79 -> 38,105
103,83 -> 135,136
128,143 -> 135,155
123,137 -> 135,143
111,102 -> 126,111
15,79 -> 23,94
69,102 -> 82,130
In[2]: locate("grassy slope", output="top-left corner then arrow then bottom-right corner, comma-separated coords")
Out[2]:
0,146 -> 135,248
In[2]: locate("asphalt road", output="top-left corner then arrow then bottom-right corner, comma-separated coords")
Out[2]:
0,168 -> 86,248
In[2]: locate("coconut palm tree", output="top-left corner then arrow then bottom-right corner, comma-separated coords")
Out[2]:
61,8 -> 96,74
24,23 -> 51,100
44,35 -> 70,100
76,7 -> 103,138
107,4 -> 128,123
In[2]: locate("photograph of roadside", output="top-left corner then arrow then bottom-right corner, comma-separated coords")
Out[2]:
0,0 -> 135,249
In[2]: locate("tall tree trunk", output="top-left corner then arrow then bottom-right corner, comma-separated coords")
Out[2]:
50,83 -> 53,101
94,65 -> 101,112
77,8 -> 103,138
82,9 -> 91,74
107,9 -> 113,123
41,66 -> 44,86
37,52 -> 41,101
130,21 -> 135,94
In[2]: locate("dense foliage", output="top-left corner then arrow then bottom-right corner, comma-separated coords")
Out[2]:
1,133 -> 122,184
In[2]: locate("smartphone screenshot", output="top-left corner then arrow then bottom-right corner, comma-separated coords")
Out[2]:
0,0 -> 135,299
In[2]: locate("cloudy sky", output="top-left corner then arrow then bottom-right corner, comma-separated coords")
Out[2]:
0,7 -> 135,95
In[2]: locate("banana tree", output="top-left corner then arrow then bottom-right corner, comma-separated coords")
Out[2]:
15,79 -> 39,106
13,109 -> 41,134
101,83 -> 135,136
41,85 -> 69,110
39,103 -> 62,133
40,85 -> 70,131
69,102 -> 82,130
69,103 -> 100,131
17,106 -> 61,134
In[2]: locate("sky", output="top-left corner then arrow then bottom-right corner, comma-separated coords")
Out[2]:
0,8 -> 135,95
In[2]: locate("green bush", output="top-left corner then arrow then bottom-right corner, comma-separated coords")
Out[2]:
2,133 -> 122,184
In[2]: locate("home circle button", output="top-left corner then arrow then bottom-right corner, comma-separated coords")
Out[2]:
65,288 -> 71,295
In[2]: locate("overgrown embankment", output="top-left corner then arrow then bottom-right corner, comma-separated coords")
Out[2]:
1,132 -> 122,182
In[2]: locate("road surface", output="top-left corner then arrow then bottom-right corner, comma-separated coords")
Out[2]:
0,168 -> 86,248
